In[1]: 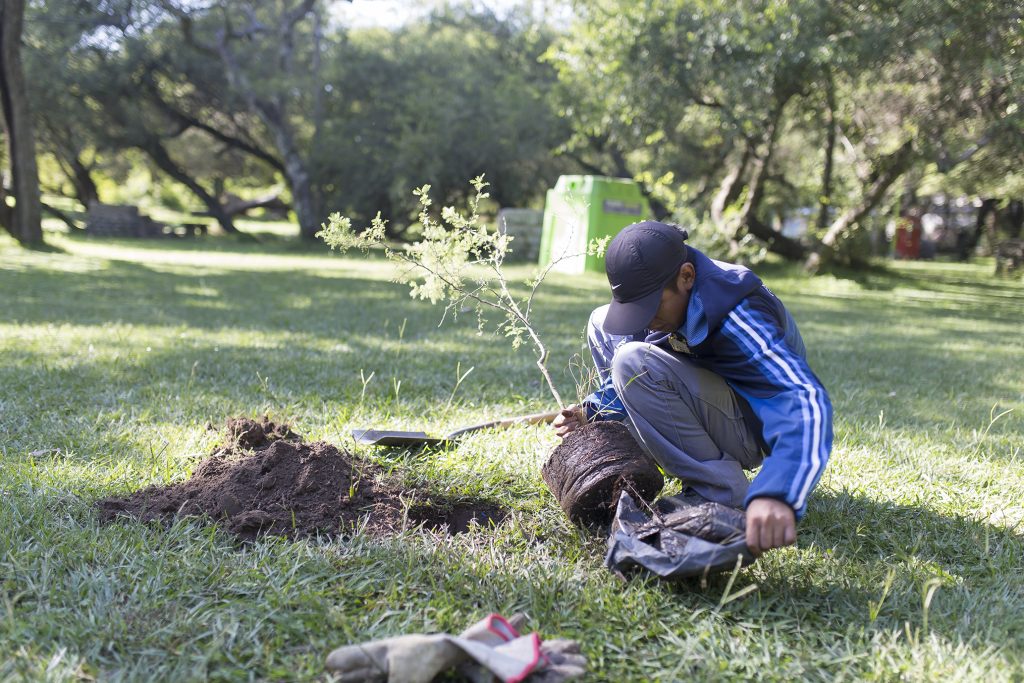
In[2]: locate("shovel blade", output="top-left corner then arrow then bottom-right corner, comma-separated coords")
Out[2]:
352,429 -> 451,447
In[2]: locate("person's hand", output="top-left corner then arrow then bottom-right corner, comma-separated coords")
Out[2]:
745,497 -> 796,556
552,405 -> 586,438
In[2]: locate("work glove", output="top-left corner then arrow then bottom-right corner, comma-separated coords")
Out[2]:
521,639 -> 587,683
326,633 -> 460,683
325,613 -> 585,683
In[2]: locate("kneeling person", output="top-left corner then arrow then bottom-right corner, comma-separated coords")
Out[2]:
553,221 -> 833,556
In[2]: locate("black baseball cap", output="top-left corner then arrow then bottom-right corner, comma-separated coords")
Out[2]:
603,221 -> 689,335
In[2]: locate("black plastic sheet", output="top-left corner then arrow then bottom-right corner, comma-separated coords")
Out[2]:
605,492 -> 756,579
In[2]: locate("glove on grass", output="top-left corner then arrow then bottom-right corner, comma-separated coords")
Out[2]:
325,613 -> 585,683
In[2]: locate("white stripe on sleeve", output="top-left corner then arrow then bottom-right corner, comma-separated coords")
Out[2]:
728,307 -> 825,510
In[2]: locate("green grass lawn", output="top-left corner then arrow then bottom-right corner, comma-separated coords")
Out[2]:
1,231 -> 1022,681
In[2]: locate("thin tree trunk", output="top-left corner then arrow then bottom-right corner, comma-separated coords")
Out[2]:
1007,199 -> 1023,239
141,137 -> 239,235
274,124 -> 318,239
63,152 -> 99,208
710,143 -> 752,226
983,201 -> 1000,255
966,198 -> 996,255
46,123 -> 100,208
0,0 -> 42,245
737,155 -> 771,236
728,104 -> 787,259
817,74 -> 837,230
819,141 -> 914,249
216,30 -> 320,239
730,99 -> 812,261
806,140 -> 916,271
42,201 -> 82,230
737,105 -> 786,235
692,144 -> 730,208
163,0 -> 322,238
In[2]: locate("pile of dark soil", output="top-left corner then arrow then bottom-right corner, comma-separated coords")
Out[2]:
542,421 -> 664,526
98,417 -> 506,541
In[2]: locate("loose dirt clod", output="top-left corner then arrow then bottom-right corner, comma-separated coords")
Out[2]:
542,421 -> 664,526
97,418 -> 505,541
222,415 -> 300,450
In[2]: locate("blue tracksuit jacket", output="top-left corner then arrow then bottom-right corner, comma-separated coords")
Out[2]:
583,247 -> 833,519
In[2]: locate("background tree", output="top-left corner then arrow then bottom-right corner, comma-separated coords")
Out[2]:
10,0 -> 1018,263
20,0 -> 135,213
24,0 -> 298,233
0,0 -> 42,245
317,6 -> 573,236
155,0 -> 335,239
550,0 -> 1022,266
19,1 -> 575,240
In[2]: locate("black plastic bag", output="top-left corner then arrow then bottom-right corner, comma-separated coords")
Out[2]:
605,492 -> 756,579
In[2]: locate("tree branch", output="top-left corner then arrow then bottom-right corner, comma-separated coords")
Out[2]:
745,215 -> 808,261
140,77 -> 285,172
936,134 -> 991,173
820,140 -> 915,249
806,139 -> 917,271
42,202 -> 83,230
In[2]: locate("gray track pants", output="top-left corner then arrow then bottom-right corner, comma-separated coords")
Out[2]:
587,305 -> 763,508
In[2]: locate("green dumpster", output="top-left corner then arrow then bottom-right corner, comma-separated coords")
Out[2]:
539,175 -> 652,273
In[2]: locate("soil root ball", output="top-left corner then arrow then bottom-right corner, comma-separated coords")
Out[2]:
542,421 -> 664,526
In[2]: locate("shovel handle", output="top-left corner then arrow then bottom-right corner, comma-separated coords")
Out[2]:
444,410 -> 560,440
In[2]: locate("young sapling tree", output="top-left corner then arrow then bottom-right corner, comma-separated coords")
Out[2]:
317,176 -> 608,410
319,177 -> 664,525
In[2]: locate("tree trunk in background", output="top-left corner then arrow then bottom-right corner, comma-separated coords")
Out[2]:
141,137 -> 239,235
1006,200 -> 1023,239
68,154 -> 99,208
165,0 -> 326,239
806,139 -> 916,271
230,83 -> 320,237
737,153 -> 772,236
46,122 -> 100,209
732,103 -> 790,258
745,215 -> 809,260
53,141 -> 100,209
276,128 -> 319,239
0,0 -> 43,245
710,143 -> 751,226
973,198 -> 999,255
232,0 -> 320,240
817,74 -> 837,230
51,147 -> 99,209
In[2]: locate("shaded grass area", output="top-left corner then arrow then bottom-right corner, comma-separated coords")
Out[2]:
1,232 -> 1022,681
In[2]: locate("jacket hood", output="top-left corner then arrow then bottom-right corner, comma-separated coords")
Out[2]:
681,248 -> 763,347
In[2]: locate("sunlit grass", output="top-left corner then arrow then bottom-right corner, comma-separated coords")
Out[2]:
1,231 -> 1022,681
